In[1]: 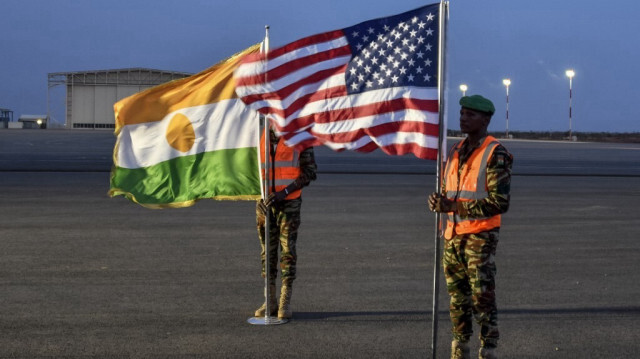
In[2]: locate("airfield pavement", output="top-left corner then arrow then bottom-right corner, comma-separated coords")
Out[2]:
1,130 -> 639,358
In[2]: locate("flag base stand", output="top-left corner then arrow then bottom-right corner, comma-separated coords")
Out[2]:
247,316 -> 289,325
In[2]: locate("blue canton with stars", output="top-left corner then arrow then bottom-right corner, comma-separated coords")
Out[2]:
343,4 -> 439,95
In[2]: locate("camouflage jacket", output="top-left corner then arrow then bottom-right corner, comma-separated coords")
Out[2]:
294,147 -> 317,189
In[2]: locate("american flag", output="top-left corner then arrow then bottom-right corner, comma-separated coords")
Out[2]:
235,3 -> 442,160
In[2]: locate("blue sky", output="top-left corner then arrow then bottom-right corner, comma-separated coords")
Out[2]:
2,0 -> 639,132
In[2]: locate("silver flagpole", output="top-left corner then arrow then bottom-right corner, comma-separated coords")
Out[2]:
432,1 -> 449,357
248,25 -> 288,326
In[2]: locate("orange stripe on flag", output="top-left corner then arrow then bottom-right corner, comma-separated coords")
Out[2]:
114,43 -> 261,132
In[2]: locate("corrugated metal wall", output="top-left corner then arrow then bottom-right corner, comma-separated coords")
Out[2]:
69,84 -> 150,128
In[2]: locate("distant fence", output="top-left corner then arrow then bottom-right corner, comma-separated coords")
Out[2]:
447,130 -> 640,144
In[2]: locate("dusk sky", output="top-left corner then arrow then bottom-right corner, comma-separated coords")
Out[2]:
2,0 -> 639,133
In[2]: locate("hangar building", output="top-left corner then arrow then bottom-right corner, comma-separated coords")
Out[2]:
47,68 -> 192,130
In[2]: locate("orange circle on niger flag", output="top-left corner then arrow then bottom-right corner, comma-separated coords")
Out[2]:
166,113 -> 195,152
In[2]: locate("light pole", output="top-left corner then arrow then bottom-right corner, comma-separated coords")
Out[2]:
565,69 -> 575,140
502,78 -> 511,138
459,84 -> 468,97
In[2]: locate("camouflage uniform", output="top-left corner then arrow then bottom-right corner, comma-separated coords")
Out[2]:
257,147 -> 317,286
442,136 -> 512,349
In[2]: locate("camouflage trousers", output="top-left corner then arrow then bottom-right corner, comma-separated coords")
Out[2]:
443,230 -> 500,348
256,198 -> 301,286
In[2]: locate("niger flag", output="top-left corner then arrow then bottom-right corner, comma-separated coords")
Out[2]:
109,44 -> 262,208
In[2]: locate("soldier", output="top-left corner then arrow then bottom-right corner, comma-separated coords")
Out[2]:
254,128 -> 317,319
428,95 -> 513,359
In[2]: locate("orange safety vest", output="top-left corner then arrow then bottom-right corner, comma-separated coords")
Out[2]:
260,133 -> 302,200
443,136 -> 501,239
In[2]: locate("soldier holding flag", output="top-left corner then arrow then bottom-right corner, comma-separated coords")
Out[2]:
254,128 -> 317,319
429,95 -> 513,359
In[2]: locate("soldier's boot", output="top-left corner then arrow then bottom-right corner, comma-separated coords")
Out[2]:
277,284 -> 293,319
451,340 -> 470,359
478,347 -> 497,359
254,283 -> 277,317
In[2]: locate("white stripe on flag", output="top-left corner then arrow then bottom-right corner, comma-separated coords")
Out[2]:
270,87 -> 439,128
235,37 -> 349,79
241,73 -> 346,114
311,108 -> 436,135
116,99 -> 257,169
236,56 -> 351,99
286,129 -> 439,152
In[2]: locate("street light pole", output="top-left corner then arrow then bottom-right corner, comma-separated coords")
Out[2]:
502,78 -> 511,138
459,84 -> 468,97
565,69 -> 575,140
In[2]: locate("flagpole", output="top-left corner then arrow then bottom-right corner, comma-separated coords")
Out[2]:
248,26 -> 287,326
432,1 -> 449,357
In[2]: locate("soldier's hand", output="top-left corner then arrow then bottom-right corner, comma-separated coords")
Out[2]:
428,192 -> 456,213
264,190 -> 286,207
257,199 -> 268,215
427,192 -> 439,212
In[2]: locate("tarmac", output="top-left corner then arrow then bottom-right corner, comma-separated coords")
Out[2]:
1,130 -> 639,358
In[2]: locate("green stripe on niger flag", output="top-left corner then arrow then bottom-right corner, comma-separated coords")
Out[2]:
109,147 -> 260,209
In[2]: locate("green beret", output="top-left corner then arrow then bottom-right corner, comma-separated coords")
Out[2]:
459,95 -> 495,115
